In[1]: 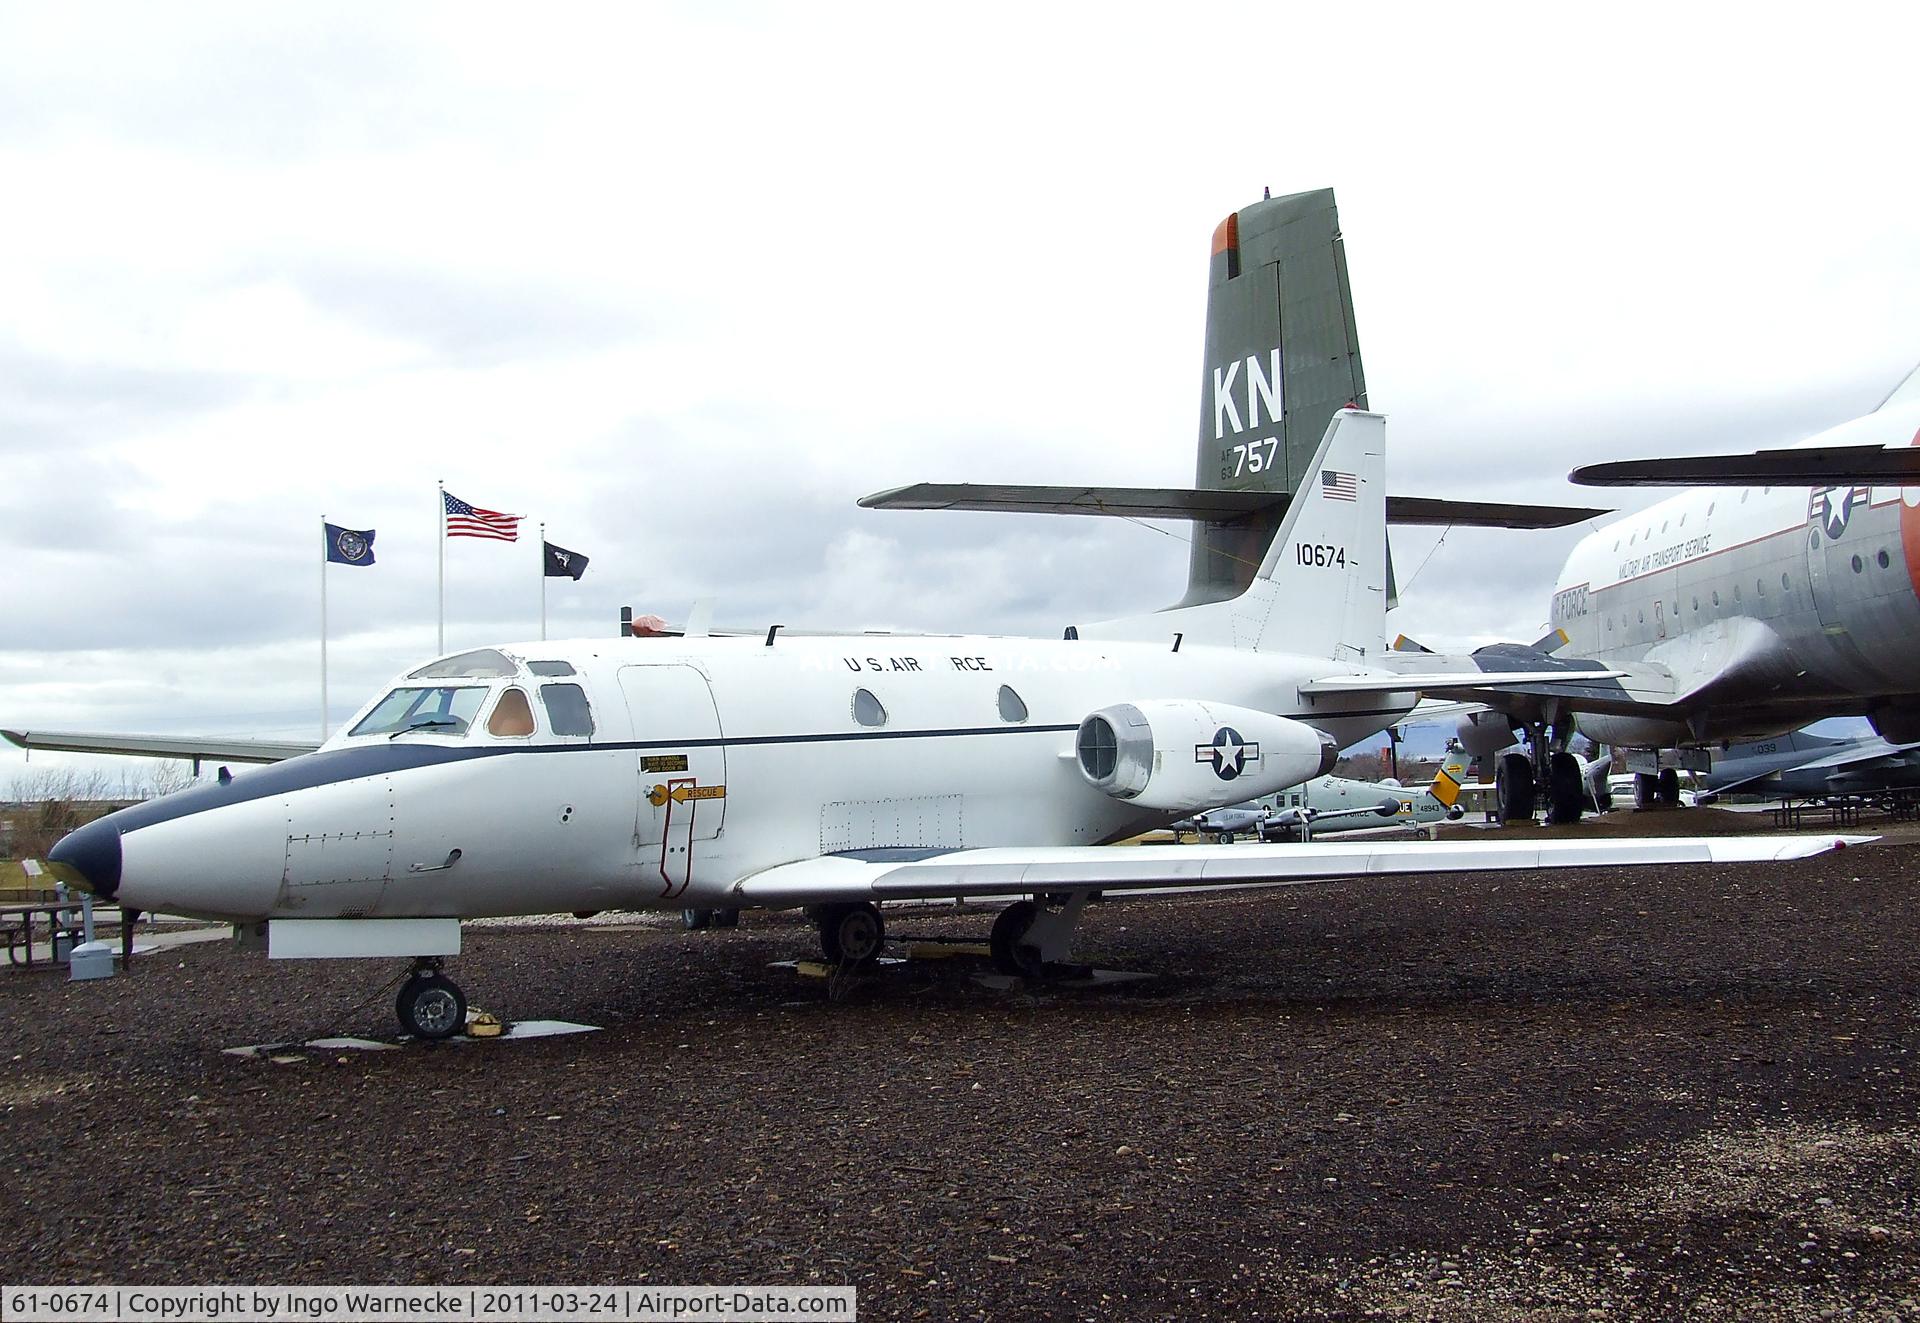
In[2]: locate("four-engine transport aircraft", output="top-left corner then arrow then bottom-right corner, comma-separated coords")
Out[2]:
1372,361 -> 1920,823
35,408 -> 1853,1039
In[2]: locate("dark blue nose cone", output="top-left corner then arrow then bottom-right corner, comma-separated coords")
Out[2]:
47,817 -> 122,900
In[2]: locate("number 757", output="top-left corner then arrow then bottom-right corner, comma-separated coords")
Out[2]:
1232,439 -> 1278,475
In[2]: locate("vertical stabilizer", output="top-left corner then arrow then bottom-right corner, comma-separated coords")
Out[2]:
1086,409 -> 1387,660
1185,188 -> 1368,606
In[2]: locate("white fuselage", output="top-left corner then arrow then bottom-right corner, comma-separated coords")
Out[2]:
107,633 -> 1415,922
1545,398 -> 1920,744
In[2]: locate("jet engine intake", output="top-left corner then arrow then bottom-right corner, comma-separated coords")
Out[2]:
1075,700 -> 1338,813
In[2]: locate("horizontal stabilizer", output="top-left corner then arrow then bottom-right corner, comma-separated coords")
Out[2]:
2,729 -> 317,764
861,483 -> 1605,529
1572,444 -> 1920,488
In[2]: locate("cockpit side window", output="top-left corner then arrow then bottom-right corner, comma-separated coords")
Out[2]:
487,687 -> 537,738
408,648 -> 520,680
348,686 -> 488,737
540,683 -> 595,737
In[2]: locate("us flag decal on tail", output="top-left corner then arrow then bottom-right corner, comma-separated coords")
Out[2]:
1321,470 -> 1358,502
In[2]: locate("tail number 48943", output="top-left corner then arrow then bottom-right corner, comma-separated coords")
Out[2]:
1295,543 -> 1347,568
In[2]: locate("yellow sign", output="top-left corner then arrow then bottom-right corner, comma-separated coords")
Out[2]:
648,783 -> 726,807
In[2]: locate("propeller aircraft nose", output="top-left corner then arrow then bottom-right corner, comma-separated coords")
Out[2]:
46,817 -> 122,900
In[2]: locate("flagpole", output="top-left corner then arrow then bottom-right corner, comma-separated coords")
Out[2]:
539,522 -> 547,641
319,517 -> 329,742
436,480 -> 446,655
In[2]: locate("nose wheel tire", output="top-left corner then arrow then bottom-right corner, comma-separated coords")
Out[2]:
396,972 -> 467,1040
817,902 -> 885,965
682,908 -> 714,931
990,900 -> 1046,978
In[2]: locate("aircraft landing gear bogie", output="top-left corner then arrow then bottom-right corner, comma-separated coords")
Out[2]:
396,958 -> 467,1041
990,900 -> 1046,977
816,901 -> 885,965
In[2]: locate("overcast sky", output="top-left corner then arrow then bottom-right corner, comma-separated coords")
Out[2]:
4,3 -> 1917,784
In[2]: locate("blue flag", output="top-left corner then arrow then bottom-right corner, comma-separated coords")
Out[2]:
324,523 -> 376,567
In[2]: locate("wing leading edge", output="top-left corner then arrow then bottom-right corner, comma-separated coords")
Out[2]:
1,729 -> 317,764
732,835 -> 1866,908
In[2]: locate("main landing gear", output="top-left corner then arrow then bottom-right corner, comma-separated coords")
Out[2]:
1633,767 -> 1682,810
990,893 -> 1093,978
396,958 -> 467,1040
1496,720 -> 1588,826
815,902 -> 886,965
682,907 -> 741,931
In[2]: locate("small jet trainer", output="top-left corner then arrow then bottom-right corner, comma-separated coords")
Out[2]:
22,190 -> 1856,1039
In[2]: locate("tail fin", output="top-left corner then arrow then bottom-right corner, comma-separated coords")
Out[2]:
1085,408 -> 1387,659
1429,742 -> 1470,809
1185,188 -> 1368,607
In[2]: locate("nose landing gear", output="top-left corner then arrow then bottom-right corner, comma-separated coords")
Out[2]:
396,958 -> 467,1040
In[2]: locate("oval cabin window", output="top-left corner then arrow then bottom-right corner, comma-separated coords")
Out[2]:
997,685 -> 1029,723
852,688 -> 888,727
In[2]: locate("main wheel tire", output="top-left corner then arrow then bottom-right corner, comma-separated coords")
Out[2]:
1496,752 -> 1537,824
990,901 -> 1045,977
1657,767 -> 1682,807
1218,831 -> 1236,846
396,973 -> 466,1041
714,908 -> 740,929
1633,772 -> 1657,810
818,902 -> 884,964
682,908 -> 714,931
1546,751 -> 1585,825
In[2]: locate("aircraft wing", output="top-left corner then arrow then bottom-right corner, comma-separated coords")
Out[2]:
1,728 -> 317,764
1712,739 -> 1920,796
1571,444 -> 1920,488
859,483 -> 1607,529
730,835 -> 1864,908
1299,668 -> 1628,695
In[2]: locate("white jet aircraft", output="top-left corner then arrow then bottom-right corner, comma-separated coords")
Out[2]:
35,412 -> 1853,1038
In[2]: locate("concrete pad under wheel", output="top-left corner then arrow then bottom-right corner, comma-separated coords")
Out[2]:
972,968 -> 1157,992
224,1017 -> 600,1057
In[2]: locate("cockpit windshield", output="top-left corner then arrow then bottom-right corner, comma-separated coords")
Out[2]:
407,648 -> 520,680
349,686 -> 490,738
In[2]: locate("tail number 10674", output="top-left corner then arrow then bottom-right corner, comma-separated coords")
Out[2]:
1295,543 -> 1347,568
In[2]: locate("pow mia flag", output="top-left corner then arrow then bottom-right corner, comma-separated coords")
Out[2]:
324,523 -> 376,567
543,540 -> 589,580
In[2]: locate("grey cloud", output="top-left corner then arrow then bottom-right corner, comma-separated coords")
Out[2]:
271,258 -> 662,365
0,348 -> 262,455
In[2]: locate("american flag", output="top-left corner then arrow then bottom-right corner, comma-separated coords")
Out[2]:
1320,470 -> 1358,502
443,490 -> 522,541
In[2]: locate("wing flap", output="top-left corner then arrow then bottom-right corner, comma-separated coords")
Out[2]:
732,836 -> 1867,907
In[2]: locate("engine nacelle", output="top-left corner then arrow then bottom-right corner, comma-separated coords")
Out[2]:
1455,710 -> 1518,760
1075,700 -> 1339,813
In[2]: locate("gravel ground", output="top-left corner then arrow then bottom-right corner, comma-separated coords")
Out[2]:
2,824 -> 1918,1320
